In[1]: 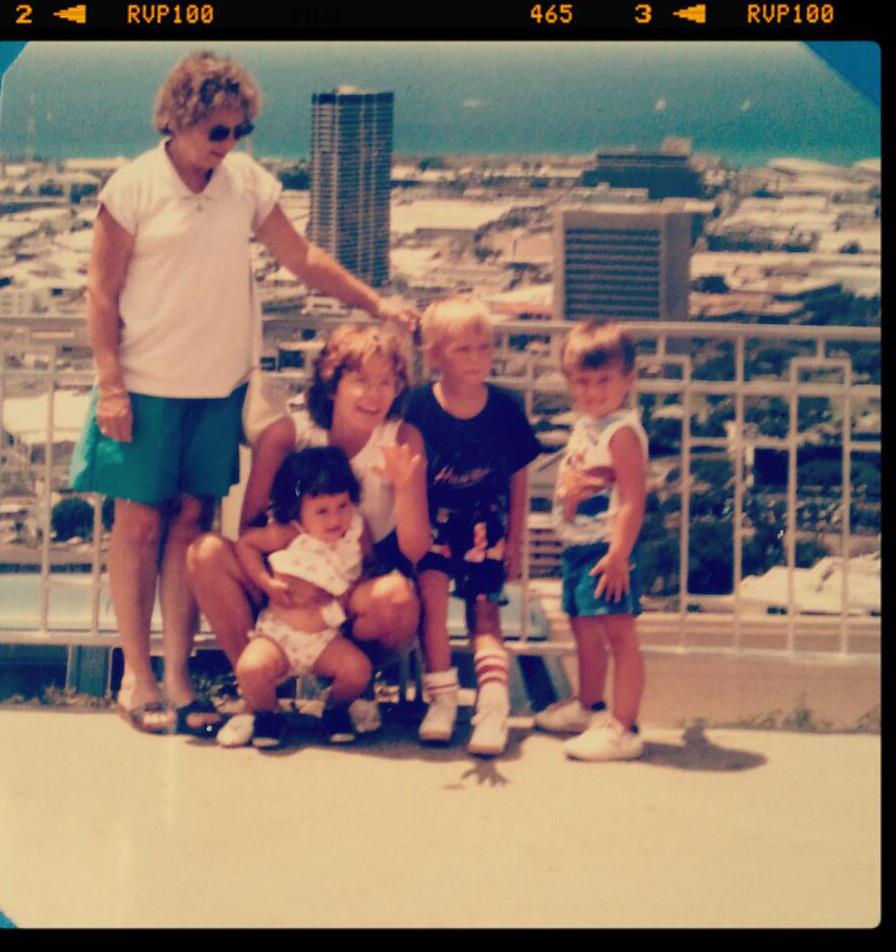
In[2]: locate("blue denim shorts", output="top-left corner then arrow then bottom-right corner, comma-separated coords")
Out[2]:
561,541 -> 642,618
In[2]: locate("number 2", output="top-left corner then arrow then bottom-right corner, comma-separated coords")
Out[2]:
16,4 -> 33,23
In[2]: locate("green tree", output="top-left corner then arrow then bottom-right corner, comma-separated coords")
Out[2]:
51,497 -> 94,542
796,539 -> 828,569
693,457 -> 734,487
747,397 -> 789,438
640,536 -> 680,595
687,520 -> 734,594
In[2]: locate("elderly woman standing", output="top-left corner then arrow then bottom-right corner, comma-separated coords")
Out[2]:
70,51 -> 415,736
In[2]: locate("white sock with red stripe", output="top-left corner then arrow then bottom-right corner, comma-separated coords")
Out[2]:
423,667 -> 459,701
474,647 -> 510,712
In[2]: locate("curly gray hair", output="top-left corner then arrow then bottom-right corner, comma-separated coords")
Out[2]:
153,50 -> 262,135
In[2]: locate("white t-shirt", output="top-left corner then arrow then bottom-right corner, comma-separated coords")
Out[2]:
98,141 -> 282,398
290,409 -> 400,544
552,409 -> 649,546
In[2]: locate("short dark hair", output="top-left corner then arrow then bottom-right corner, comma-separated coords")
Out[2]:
560,319 -> 637,375
269,446 -> 361,525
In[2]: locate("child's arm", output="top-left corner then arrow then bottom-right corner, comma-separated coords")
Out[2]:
558,463 -> 613,522
360,519 -> 375,562
589,427 -> 647,603
374,423 -> 431,565
234,521 -> 300,608
284,578 -> 346,632
239,416 -> 297,533
504,467 -> 528,581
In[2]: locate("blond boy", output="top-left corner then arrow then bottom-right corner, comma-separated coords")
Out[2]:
404,296 -> 542,754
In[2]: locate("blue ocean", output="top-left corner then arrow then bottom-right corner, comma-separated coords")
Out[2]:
0,40 -> 880,166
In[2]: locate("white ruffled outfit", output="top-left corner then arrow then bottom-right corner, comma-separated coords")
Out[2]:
251,511 -> 364,677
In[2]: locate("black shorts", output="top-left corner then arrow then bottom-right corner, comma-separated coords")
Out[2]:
368,530 -> 416,580
417,505 -> 508,604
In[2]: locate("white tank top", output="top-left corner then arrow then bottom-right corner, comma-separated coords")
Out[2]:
290,409 -> 400,543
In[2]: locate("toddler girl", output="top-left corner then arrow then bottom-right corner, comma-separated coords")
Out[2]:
219,445 -> 374,748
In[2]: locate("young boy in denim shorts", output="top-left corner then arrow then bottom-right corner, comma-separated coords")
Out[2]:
535,320 -> 649,761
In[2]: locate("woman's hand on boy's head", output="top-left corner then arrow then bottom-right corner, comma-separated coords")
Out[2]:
589,551 -> 630,603
374,296 -> 420,332
372,443 -> 423,491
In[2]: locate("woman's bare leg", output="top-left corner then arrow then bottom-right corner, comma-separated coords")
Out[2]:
187,532 -> 262,669
109,499 -> 170,729
160,495 -> 218,725
348,571 -> 419,652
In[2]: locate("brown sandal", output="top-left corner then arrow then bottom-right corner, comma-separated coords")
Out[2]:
117,701 -> 174,735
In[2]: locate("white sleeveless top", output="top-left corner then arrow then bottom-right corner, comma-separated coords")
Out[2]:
290,409 -> 400,543
552,409 -> 649,547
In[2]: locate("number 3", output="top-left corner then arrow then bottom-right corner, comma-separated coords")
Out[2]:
635,3 -> 652,23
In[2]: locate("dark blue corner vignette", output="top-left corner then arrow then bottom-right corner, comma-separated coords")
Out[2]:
0,40 -> 883,105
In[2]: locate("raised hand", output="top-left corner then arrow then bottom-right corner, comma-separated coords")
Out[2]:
371,442 -> 424,493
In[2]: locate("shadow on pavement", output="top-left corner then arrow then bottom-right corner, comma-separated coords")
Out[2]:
640,724 -> 767,772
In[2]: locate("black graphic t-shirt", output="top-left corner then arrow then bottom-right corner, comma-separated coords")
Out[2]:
404,384 -> 543,526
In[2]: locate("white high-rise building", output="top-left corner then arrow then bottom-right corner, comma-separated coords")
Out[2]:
309,87 -> 393,288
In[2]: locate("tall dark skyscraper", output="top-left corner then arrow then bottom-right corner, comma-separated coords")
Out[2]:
309,87 -> 394,289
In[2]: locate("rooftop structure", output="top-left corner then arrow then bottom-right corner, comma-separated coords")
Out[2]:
583,137 -> 703,199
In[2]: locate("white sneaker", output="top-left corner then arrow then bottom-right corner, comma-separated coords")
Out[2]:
564,716 -> 644,762
418,690 -> 459,742
349,698 -> 382,734
217,713 -> 255,748
467,702 -> 510,757
534,698 -> 598,734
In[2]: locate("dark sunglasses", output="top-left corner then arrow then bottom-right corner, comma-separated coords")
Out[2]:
208,121 -> 254,142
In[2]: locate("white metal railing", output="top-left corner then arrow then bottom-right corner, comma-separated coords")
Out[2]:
0,318 -> 880,668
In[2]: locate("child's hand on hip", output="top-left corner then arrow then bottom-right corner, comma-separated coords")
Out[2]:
589,551 -> 630,603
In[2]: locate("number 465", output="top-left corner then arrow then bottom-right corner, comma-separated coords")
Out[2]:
530,4 -> 574,24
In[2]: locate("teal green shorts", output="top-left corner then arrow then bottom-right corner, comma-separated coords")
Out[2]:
70,384 -> 247,505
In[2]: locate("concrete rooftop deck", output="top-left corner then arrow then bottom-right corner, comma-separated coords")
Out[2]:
0,706 -> 880,929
